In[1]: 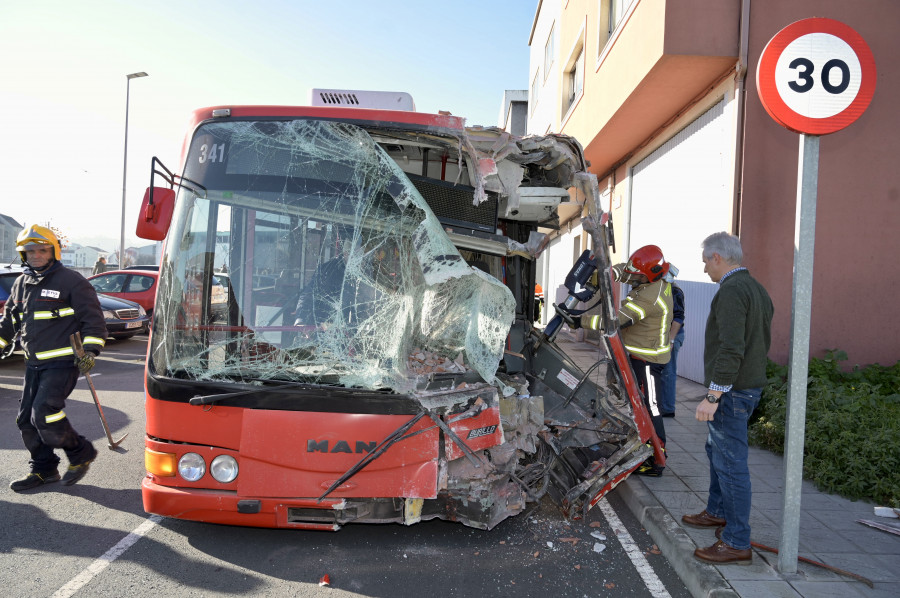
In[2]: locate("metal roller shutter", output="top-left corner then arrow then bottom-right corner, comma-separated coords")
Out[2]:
628,98 -> 732,383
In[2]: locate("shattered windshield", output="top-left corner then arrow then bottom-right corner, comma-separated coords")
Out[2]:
149,119 -> 515,392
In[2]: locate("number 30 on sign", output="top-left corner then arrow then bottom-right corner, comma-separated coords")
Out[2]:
757,18 -> 876,135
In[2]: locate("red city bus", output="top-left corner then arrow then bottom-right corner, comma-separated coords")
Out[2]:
136,90 -> 663,530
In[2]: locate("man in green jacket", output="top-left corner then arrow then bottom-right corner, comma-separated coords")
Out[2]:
682,232 -> 773,565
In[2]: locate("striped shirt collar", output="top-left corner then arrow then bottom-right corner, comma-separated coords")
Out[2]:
719,267 -> 747,284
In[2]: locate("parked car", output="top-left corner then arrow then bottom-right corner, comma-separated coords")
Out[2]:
0,266 -> 23,357
87,269 -> 159,316
0,264 -> 25,312
98,293 -> 150,339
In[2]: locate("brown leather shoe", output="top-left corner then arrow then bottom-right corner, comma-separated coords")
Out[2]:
694,540 -> 752,565
682,510 -> 727,528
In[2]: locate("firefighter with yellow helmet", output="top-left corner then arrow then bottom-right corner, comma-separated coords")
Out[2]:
0,225 -> 107,491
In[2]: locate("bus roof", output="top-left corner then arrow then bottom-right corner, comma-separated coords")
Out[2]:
188,105 -> 465,132
179,105 -> 468,169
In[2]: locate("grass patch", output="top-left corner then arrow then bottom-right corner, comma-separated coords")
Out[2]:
749,350 -> 900,509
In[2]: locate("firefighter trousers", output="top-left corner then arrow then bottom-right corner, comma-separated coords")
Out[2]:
629,356 -> 667,445
17,365 -> 94,473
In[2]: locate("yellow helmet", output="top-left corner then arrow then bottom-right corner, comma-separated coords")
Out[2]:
16,224 -> 61,261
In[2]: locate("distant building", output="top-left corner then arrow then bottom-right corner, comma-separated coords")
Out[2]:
60,243 -> 81,267
79,246 -> 109,269
499,90 -> 529,136
0,213 -> 23,265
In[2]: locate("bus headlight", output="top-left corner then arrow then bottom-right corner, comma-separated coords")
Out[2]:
210,455 -> 239,483
178,453 -> 206,481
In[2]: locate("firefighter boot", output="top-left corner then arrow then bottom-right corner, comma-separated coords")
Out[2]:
62,444 -> 99,486
10,470 -> 61,492
636,445 -> 666,477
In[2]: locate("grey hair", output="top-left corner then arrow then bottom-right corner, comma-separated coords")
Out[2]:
701,232 -> 743,265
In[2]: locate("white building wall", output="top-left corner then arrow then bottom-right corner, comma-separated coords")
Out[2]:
60,250 -> 76,267
627,97 -> 734,282
527,0 -> 561,136
622,91 -> 741,383
543,222 -> 583,327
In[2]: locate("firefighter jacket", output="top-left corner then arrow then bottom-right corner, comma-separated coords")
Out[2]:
613,265 -> 673,365
0,262 -> 107,367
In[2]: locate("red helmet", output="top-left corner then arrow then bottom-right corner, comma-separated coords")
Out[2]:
625,245 -> 669,282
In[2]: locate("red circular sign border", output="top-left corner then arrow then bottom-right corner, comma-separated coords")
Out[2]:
757,18 -> 876,135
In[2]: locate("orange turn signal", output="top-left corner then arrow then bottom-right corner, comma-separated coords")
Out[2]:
145,448 -> 177,477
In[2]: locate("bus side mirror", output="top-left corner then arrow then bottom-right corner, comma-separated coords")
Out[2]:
136,187 -> 176,240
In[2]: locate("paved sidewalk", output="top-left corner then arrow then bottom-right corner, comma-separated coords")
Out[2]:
557,336 -> 899,598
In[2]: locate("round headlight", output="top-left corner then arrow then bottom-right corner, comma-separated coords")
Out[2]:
178,452 -> 206,481
210,455 -> 239,483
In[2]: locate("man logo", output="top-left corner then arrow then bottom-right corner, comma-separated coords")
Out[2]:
307,440 -> 377,454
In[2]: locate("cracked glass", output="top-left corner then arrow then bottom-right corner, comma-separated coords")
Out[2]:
149,119 -> 515,393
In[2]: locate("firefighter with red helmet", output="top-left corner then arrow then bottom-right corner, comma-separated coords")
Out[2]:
575,244 -> 673,475
0,225 -> 107,491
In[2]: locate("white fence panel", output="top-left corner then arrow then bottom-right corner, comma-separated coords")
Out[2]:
676,280 -> 718,384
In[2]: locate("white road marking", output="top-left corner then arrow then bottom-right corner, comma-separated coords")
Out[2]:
599,499 -> 672,598
50,516 -> 162,598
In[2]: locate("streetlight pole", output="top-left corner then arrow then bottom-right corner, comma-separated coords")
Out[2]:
120,71 -> 148,268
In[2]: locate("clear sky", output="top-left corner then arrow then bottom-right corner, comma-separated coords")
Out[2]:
0,0 -> 536,254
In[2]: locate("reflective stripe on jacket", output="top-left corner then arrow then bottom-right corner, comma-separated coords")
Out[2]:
0,262 -> 107,366
617,278 -> 673,365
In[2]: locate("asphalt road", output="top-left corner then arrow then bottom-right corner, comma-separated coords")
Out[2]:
0,336 -> 691,598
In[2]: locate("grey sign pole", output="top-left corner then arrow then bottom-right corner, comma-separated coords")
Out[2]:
778,133 -> 819,573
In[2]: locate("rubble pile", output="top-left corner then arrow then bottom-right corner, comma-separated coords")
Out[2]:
407,348 -> 469,376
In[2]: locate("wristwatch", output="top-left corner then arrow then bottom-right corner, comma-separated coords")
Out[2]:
705,393 -> 721,404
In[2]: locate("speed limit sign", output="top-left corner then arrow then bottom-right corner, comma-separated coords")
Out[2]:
757,18 -> 876,135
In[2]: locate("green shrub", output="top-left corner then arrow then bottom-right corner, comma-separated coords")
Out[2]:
749,350 -> 900,508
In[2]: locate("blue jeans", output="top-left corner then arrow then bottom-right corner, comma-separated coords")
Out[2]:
659,330 -> 683,414
705,387 -> 761,550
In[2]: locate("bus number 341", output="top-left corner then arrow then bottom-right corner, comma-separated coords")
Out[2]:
199,143 -> 226,163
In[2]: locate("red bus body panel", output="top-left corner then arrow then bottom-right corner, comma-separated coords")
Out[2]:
143,393 -> 506,526
238,410 -> 439,498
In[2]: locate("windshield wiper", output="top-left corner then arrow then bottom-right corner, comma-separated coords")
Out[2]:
317,410 -> 427,502
188,378 -> 332,405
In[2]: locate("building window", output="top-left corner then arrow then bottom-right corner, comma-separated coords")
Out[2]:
544,24 -> 556,81
531,70 -> 540,114
610,0 -> 631,30
597,0 -> 633,57
563,43 -> 585,117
